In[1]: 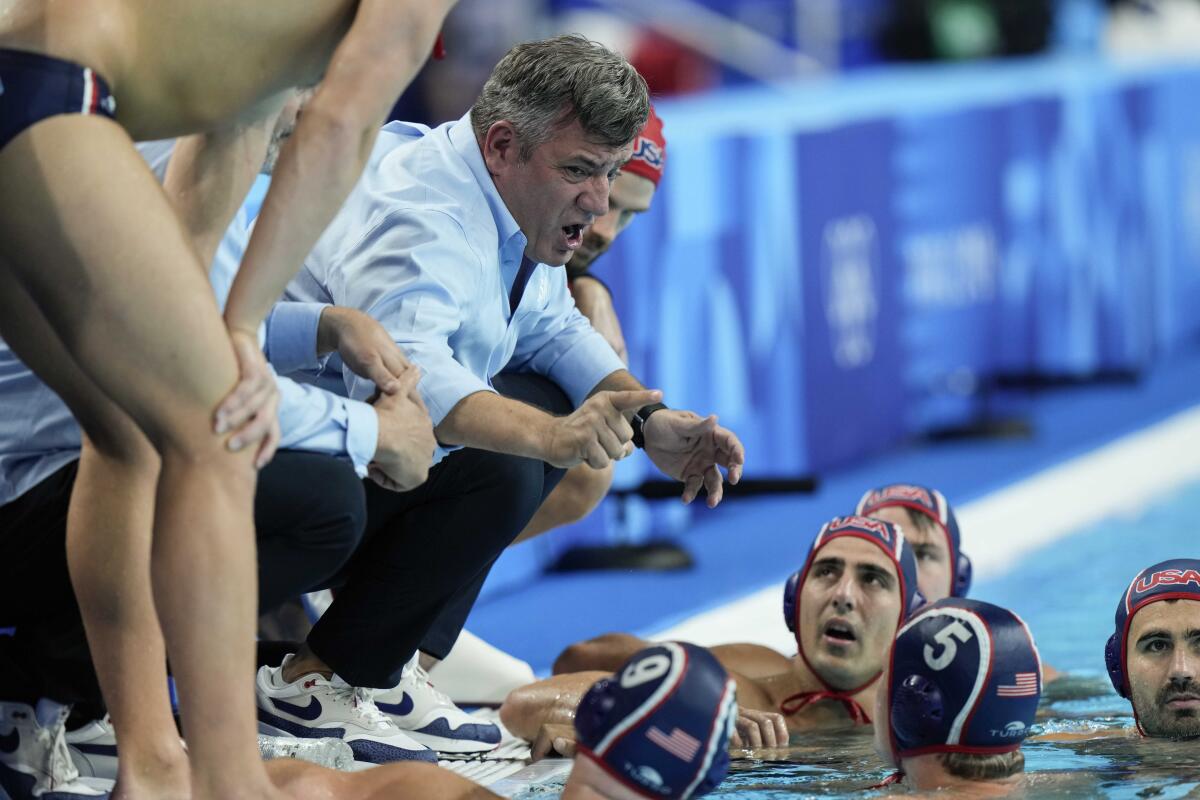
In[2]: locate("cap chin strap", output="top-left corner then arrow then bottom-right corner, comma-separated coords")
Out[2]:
869,770 -> 905,790
779,686 -> 874,725
782,644 -> 879,725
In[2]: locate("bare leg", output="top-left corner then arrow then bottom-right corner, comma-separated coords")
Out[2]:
0,116 -> 280,800
0,272 -> 189,799
513,464 -> 613,544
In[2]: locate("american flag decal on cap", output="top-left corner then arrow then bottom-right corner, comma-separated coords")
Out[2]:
646,726 -> 701,762
996,672 -> 1038,697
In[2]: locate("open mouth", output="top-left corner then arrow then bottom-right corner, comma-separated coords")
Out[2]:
822,620 -> 858,645
562,224 -> 584,249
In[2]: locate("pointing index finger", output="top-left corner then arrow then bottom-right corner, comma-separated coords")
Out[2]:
606,389 -> 663,413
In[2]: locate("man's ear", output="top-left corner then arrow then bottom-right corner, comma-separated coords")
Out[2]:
482,120 -> 521,176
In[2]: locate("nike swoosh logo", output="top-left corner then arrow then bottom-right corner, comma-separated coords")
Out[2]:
0,729 -> 18,754
375,693 -> 414,717
270,696 -> 323,722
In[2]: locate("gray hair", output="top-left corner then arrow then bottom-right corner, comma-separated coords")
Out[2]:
471,35 -> 649,159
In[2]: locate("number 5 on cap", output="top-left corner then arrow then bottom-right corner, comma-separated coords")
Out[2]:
924,620 -> 973,671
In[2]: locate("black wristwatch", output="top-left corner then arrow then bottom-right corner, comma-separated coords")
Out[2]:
631,403 -> 668,449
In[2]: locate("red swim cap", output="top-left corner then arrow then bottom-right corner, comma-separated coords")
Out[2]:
621,104 -> 667,186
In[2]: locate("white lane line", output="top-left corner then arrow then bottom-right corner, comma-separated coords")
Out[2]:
646,403 -> 1200,652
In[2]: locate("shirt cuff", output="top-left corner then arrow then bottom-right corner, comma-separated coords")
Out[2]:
343,399 -> 379,477
265,302 -> 328,374
544,331 -> 628,407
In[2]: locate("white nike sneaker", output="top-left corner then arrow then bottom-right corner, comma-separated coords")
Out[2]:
254,656 -> 434,766
373,658 -> 500,756
64,717 -> 116,781
0,700 -> 111,798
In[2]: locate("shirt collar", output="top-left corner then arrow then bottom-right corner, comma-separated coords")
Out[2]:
449,113 -> 527,258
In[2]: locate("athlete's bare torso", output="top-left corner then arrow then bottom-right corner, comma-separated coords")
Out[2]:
0,0 -> 356,138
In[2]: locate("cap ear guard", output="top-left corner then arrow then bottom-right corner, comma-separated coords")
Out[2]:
954,553 -> 973,598
782,570 -> 800,634
1104,632 -> 1127,698
574,676 -> 619,750
890,674 -> 946,748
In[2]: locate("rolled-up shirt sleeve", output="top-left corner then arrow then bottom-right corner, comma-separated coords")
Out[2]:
507,270 -> 626,407
275,374 -> 378,477
264,302 -> 330,374
326,209 -> 496,424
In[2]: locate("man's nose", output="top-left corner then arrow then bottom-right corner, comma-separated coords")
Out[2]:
578,174 -> 610,217
1170,646 -> 1199,683
831,573 -> 858,613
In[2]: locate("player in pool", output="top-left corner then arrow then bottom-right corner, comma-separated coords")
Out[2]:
873,597 -> 1042,795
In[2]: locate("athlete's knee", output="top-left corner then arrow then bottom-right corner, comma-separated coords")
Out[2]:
556,464 -> 614,525
553,633 -> 640,675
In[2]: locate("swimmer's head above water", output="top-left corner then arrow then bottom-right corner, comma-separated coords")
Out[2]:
874,598 -> 1042,791
782,516 -> 924,700
1106,558 -> 1200,738
568,642 -> 737,799
857,483 -> 971,601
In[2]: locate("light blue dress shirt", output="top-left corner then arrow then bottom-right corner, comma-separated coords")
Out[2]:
286,114 -> 625,463
0,146 -> 377,507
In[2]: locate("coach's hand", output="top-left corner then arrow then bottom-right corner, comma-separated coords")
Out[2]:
369,369 -> 435,492
318,305 -> 413,394
216,328 -> 280,469
643,410 -> 744,507
730,708 -> 789,750
545,389 -> 661,469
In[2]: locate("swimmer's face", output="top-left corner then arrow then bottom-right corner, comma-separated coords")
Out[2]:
569,171 -> 656,271
799,537 -> 903,690
869,506 -> 952,602
1127,599 -> 1200,738
483,118 -> 632,267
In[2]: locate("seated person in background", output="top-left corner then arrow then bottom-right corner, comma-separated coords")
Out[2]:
266,643 -> 737,800
1105,558 -> 1200,739
513,516 -> 924,752
873,598 -> 1042,794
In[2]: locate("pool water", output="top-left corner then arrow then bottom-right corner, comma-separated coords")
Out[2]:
513,480 -> 1200,798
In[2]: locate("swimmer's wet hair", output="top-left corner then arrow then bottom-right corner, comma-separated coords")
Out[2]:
471,35 -> 650,160
939,750 -> 1024,781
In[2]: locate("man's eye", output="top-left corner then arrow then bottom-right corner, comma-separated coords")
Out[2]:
815,565 -> 835,578
565,166 -> 587,179
916,549 -> 940,563
1147,640 -> 1170,653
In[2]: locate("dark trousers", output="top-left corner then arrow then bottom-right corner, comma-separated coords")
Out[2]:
308,372 -> 570,689
0,450 -> 367,718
